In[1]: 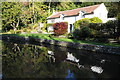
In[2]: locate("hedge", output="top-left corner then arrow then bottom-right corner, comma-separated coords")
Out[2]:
53,22 -> 68,36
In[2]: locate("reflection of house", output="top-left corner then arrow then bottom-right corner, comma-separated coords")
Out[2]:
66,52 -> 79,63
91,66 -> 103,74
47,3 -> 108,33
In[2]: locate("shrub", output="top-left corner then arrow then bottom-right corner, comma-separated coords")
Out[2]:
79,27 -> 92,38
117,13 -> 120,20
73,18 -> 90,29
46,23 -> 54,27
16,30 -> 22,34
53,22 -> 68,36
44,23 -> 54,32
67,33 -> 74,39
73,17 -> 102,30
105,20 -> 119,38
89,17 -> 102,23
89,20 -> 119,39
32,23 -> 38,29
40,23 -> 49,32
73,27 -> 92,40
8,29 -> 15,34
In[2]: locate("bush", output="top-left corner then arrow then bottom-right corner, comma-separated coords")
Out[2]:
40,23 -> 49,32
44,23 -> 54,32
73,18 -> 90,29
8,29 -> 15,34
105,20 -> 119,38
73,17 -> 119,42
89,20 -> 119,39
32,24 -> 38,29
73,27 -> 92,40
46,23 -> 54,27
73,17 -> 102,30
53,22 -> 68,36
67,33 -> 74,39
117,13 -> 120,20
89,17 -> 102,23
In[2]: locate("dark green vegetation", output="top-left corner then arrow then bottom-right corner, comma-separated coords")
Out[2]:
73,17 -> 120,43
2,40 -> 120,78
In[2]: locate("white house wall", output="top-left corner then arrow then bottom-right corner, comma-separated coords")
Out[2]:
94,3 -> 108,23
85,14 -> 95,18
64,16 -> 76,24
47,18 -> 61,23
47,19 -> 52,23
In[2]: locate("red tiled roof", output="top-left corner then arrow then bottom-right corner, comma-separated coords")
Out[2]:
48,4 -> 100,19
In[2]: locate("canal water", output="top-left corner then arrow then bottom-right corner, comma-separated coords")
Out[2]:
1,40 -> 120,79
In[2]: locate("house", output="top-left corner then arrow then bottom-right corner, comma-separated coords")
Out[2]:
47,3 -> 108,33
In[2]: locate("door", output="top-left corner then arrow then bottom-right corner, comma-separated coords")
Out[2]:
70,24 -> 73,33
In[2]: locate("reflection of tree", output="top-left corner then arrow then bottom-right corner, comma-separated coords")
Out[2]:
2,41 -> 50,78
3,41 -> 111,78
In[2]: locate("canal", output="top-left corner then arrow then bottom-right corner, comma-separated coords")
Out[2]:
1,40 -> 120,79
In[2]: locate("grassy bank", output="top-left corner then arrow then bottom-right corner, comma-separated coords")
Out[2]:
2,33 -> 120,47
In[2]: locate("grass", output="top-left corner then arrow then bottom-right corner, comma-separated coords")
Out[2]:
2,33 -> 120,47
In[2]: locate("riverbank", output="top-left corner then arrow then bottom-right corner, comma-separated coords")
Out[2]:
1,34 -> 120,55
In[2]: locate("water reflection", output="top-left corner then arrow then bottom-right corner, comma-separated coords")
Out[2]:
66,69 -> 76,80
47,50 -> 104,74
91,66 -> 103,74
66,52 -> 79,63
2,40 -> 120,78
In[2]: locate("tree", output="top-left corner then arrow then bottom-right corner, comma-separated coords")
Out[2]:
2,2 -> 22,32
107,2 -> 120,18
2,2 -> 49,32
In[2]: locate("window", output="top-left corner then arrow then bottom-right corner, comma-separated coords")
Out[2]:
51,19 -> 55,23
60,14 -> 64,20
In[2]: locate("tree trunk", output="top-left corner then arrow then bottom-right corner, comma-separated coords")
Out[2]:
48,0 -> 51,15
10,19 -> 19,34
32,0 -> 35,24
16,18 -> 20,29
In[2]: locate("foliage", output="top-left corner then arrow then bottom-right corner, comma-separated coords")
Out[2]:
2,2 -> 49,32
105,20 -> 119,38
58,2 -> 80,11
53,22 -> 68,36
46,23 -> 54,27
40,23 -> 47,32
73,16 -> 119,42
107,2 -> 120,18
73,17 -> 102,30
66,33 -> 74,39
89,20 -> 119,40
117,13 -> 120,19
2,2 -> 22,32
32,24 -> 38,29
73,27 -> 92,40
73,18 -> 90,29
89,17 -> 102,23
